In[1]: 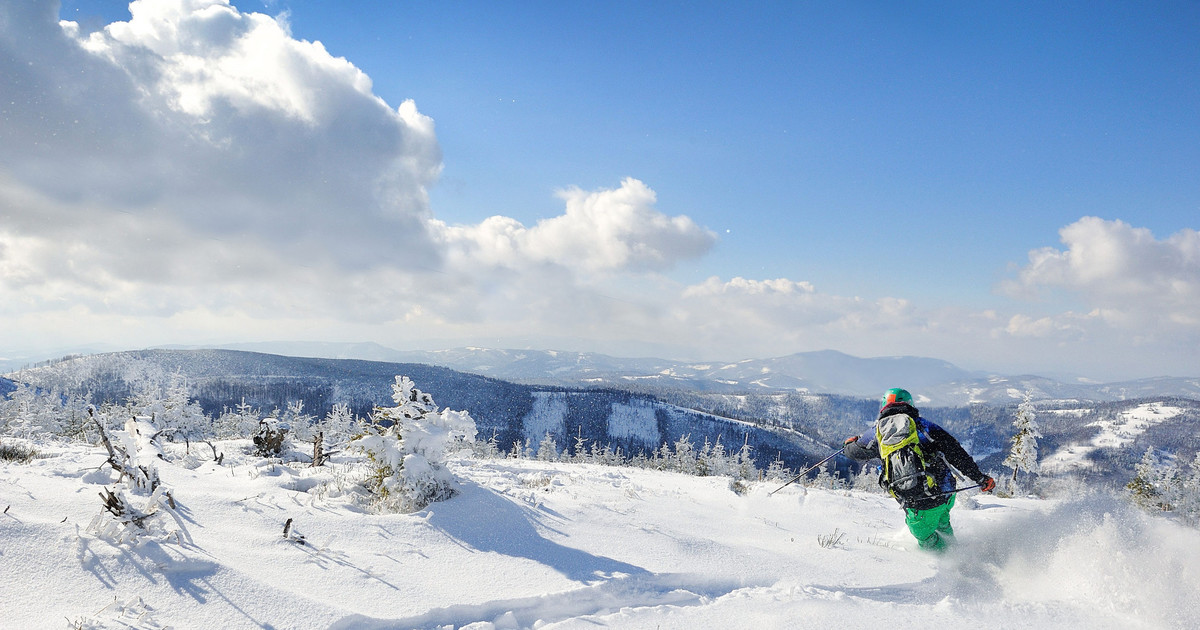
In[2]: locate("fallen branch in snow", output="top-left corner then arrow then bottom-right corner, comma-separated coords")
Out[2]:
205,440 -> 224,465
283,517 -> 307,545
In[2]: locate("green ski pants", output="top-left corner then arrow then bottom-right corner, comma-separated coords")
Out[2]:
904,494 -> 956,551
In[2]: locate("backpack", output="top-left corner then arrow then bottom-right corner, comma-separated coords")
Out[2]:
875,412 -> 938,505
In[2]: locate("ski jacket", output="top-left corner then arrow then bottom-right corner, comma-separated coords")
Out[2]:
844,402 -> 988,511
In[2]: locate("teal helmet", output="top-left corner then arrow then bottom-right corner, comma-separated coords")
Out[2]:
880,388 -> 913,409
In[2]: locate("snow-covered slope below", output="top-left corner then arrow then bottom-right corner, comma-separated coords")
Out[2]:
2,443 -> 1198,629
1042,402 -> 1189,475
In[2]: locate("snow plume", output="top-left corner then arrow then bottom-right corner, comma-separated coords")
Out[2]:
950,491 -> 1200,629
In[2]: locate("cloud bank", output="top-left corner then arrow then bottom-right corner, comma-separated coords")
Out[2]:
1003,217 -> 1200,329
1,0 -> 1196,381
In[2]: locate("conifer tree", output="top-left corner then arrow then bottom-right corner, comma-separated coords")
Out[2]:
1003,396 -> 1041,493
536,433 -> 559,461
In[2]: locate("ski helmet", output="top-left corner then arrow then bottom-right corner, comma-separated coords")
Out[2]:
880,387 -> 913,409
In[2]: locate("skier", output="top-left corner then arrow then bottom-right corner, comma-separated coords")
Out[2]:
843,388 -> 996,551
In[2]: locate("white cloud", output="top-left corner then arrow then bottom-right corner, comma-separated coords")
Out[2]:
0,2 -> 717,352
1002,217 -> 1200,331
434,178 -> 716,274
4,0 -> 443,271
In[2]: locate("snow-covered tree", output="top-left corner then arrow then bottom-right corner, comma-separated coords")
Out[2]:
349,376 -> 477,513
213,399 -> 261,439
128,372 -> 209,450
672,434 -> 696,475
1179,453 -> 1200,525
536,433 -> 559,461
315,402 -> 357,448
1003,396 -> 1041,493
733,438 -> 756,481
1,383 -> 69,438
764,453 -> 791,481
852,462 -> 882,493
1128,447 -> 1169,511
706,437 -> 730,478
473,429 -> 503,460
282,400 -> 316,442
569,429 -> 590,463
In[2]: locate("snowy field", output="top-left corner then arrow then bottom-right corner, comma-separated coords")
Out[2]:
2,442 -> 1198,630
1042,402 -> 1187,475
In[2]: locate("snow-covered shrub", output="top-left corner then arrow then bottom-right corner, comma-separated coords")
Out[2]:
92,415 -> 164,492
764,453 -> 791,481
253,417 -> 289,457
852,463 -> 884,493
90,484 -> 179,543
87,411 -> 180,544
281,400 -> 316,442
0,438 -> 38,463
472,429 -> 503,460
349,376 -> 477,513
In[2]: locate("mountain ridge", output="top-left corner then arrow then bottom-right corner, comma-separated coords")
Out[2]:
194,341 -> 1200,406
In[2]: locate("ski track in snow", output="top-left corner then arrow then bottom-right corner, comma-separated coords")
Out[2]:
2,443 -> 1199,629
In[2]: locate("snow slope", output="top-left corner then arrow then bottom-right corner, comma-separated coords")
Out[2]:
2,442 -> 1198,630
1042,402 -> 1188,474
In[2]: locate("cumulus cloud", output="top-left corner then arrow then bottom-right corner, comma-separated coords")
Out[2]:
2,0 -> 442,274
0,1 -> 719,352
1002,217 -> 1200,328
434,178 -> 716,273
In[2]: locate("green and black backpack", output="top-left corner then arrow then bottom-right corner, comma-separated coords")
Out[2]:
875,412 -> 938,505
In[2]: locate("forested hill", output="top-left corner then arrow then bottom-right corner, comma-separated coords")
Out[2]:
7,349 -> 1200,484
4,349 -> 832,470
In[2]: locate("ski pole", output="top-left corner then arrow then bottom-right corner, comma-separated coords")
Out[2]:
930,483 -> 982,497
768,447 -> 845,496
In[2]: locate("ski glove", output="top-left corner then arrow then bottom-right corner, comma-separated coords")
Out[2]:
979,476 -> 996,493
843,435 -> 859,445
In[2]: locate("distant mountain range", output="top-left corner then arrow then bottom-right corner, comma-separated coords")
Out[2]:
6,348 -> 1199,484
198,341 -> 1200,406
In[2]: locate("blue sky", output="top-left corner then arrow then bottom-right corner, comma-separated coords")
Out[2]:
273,0 -> 1199,301
4,0 -> 1199,379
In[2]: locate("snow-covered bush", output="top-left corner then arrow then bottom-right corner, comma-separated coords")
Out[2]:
536,433 -> 560,461
349,376 -> 477,513
87,411 -> 180,544
253,417 -> 289,457
0,438 -> 38,463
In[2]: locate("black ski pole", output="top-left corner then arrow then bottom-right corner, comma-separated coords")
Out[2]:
768,447 -> 846,496
931,483 -> 982,497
